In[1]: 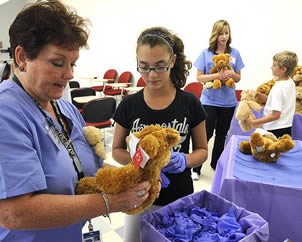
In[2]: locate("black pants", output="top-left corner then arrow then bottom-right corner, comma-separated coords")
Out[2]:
193,105 -> 235,173
268,127 -> 292,138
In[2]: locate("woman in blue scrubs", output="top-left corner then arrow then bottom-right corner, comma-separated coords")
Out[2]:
0,1 -> 150,242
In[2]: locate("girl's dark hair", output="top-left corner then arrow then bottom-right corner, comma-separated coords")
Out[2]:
9,0 -> 89,67
136,26 -> 192,88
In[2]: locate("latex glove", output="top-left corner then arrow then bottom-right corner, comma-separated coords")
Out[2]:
162,152 -> 187,174
160,171 -> 170,188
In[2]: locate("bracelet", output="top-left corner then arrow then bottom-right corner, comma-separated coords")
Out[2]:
100,191 -> 111,224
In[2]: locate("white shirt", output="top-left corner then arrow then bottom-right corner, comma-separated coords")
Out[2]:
263,78 -> 296,130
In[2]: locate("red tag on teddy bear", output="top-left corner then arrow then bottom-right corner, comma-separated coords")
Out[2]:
133,147 -> 143,169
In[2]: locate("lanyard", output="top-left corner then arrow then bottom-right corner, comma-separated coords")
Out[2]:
12,75 -> 84,180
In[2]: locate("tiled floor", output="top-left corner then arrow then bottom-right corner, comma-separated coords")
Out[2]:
82,127 -> 215,241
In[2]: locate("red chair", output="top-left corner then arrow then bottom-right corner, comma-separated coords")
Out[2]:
184,82 -> 203,99
91,69 -> 117,92
235,89 -> 243,101
136,77 -> 146,87
104,71 -> 132,96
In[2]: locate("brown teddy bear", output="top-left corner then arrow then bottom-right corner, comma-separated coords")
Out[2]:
210,53 -> 234,89
76,125 -> 180,215
293,65 -> 302,87
255,78 -> 276,106
235,90 -> 262,132
239,129 -> 295,163
296,86 -> 302,115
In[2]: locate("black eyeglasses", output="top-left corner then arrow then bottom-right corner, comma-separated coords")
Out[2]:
137,55 -> 173,73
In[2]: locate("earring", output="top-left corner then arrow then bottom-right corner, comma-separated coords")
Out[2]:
18,66 -> 25,72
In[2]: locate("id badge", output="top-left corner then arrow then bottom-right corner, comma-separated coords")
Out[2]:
83,231 -> 103,242
44,121 -> 61,150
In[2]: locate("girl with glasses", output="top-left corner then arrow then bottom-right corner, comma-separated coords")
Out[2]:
112,26 -> 208,242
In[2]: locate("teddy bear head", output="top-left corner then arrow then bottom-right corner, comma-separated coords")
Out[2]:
293,65 -> 302,87
212,53 -> 230,69
293,65 -> 302,75
130,125 -> 180,170
240,89 -> 257,101
256,83 -> 271,96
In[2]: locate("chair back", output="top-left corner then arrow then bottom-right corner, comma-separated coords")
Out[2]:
136,77 -> 146,87
0,62 -> 11,83
235,89 -> 243,101
82,97 -> 116,126
118,71 -> 132,84
70,87 -> 96,109
103,69 -> 117,83
69,80 -> 80,88
184,82 -> 203,99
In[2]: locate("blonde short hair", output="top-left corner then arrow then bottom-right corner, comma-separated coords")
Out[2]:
273,51 -> 298,76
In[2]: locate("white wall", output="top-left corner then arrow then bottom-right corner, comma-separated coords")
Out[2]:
1,0 -> 302,89
62,0 -> 302,89
0,0 -> 25,60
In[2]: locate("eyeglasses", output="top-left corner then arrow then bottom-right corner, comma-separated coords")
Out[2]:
137,55 -> 172,73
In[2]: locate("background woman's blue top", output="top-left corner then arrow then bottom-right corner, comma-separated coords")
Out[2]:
194,48 -> 245,107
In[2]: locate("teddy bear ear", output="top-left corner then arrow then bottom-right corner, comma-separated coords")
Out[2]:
165,128 -> 180,148
212,56 -> 217,62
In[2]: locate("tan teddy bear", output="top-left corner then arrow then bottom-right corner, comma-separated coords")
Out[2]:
293,65 -> 302,87
255,78 -> 276,106
203,82 -> 213,90
296,86 -> 302,115
239,129 -> 295,163
76,125 -> 180,215
235,90 -> 262,132
210,53 -> 234,89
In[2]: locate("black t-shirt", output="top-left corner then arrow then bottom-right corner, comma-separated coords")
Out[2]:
113,88 -> 207,205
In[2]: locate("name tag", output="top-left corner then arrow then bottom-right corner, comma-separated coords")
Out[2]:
44,122 -> 61,150
83,230 -> 102,242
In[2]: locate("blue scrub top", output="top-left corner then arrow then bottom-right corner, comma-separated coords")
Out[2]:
194,48 -> 245,107
0,80 -> 103,242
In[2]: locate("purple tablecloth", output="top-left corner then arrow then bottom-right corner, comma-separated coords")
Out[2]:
226,104 -> 302,144
211,135 -> 302,242
141,190 -> 269,242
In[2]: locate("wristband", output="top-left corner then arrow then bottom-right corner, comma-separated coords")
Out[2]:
100,191 -> 111,224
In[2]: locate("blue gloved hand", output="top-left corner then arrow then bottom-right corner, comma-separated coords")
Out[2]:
160,171 -> 170,188
162,152 -> 187,174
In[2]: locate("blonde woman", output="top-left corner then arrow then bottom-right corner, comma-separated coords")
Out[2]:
192,20 -> 244,179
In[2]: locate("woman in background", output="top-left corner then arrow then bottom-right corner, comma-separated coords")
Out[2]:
192,20 -> 244,179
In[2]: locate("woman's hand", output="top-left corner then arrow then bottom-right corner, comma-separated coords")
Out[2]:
221,70 -> 233,81
109,181 -> 151,212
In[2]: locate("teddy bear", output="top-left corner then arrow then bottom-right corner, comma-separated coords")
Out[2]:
235,90 -> 262,132
239,129 -> 295,163
210,53 -> 234,89
255,78 -> 276,106
296,86 -> 302,115
293,65 -> 302,87
203,82 -> 213,90
76,125 -> 180,215
83,126 -> 106,160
